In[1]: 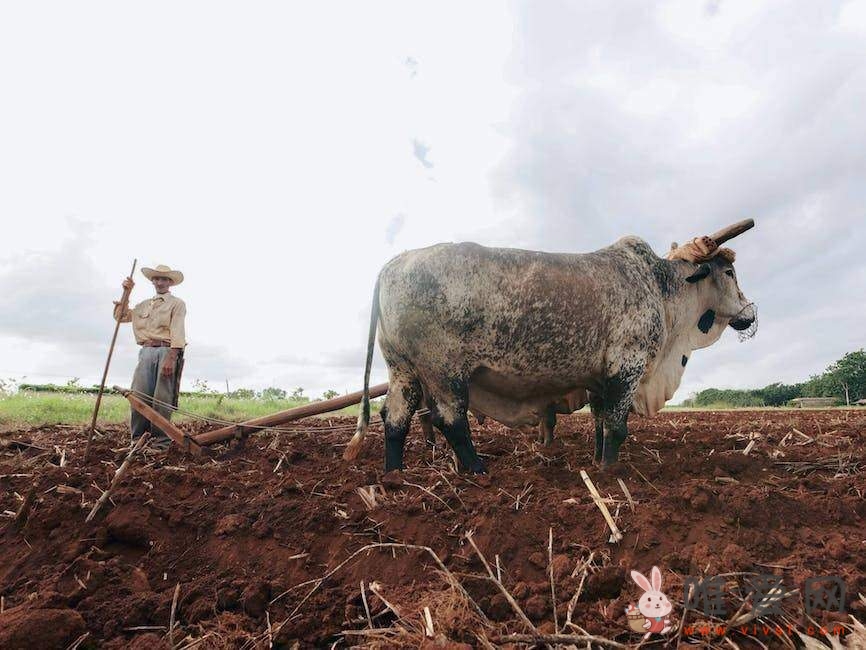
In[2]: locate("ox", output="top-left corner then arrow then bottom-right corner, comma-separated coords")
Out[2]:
344,221 -> 756,473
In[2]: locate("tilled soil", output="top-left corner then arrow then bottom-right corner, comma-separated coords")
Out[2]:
1,409 -> 865,649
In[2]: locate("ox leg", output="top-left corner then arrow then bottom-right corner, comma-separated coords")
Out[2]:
600,371 -> 641,465
589,392 -> 605,463
539,406 -> 556,446
428,382 -> 486,474
439,415 -> 486,474
382,378 -> 423,472
420,411 -> 437,447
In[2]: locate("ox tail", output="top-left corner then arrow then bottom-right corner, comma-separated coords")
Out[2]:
343,277 -> 381,461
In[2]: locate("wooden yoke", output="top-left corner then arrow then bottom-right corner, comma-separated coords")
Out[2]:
709,218 -> 755,246
113,386 -> 204,456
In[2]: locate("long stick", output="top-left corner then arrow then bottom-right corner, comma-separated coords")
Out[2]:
84,258 -> 137,461
85,432 -> 150,523
193,382 -> 388,446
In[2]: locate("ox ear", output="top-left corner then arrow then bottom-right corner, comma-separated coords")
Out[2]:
686,263 -> 711,283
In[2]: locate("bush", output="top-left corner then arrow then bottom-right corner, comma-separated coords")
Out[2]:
260,387 -> 287,400
757,382 -> 802,407
690,388 -> 764,408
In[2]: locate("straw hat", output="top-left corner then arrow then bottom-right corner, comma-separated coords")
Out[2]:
142,264 -> 184,285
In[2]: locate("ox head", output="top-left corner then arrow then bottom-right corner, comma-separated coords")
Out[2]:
681,219 -> 756,334
686,258 -> 755,332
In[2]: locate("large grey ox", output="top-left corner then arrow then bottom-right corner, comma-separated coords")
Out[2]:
343,220 -> 756,473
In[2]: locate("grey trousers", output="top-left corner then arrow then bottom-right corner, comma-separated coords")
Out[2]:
130,346 -> 180,445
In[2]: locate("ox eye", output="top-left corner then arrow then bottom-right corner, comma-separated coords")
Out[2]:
724,270 -> 734,277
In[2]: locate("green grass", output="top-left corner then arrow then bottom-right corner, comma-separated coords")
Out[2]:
0,390 -> 372,428
3,390 -> 852,429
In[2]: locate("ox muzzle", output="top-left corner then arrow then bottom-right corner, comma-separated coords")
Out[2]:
729,302 -> 757,339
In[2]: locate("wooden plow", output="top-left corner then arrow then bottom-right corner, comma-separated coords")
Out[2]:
114,383 -> 389,454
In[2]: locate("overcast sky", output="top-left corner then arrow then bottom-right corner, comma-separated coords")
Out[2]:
2,1 -> 865,403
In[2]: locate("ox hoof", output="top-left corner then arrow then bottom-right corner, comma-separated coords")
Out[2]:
472,474 -> 492,487
599,462 -> 627,477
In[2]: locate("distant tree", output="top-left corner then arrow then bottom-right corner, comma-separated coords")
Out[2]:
290,387 -> 307,401
192,379 -> 217,394
801,373 -> 835,398
758,382 -> 802,407
826,349 -> 866,405
230,388 -> 256,400
261,387 -> 287,400
66,377 -> 81,388
322,389 -> 339,400
692,388 -> 764,407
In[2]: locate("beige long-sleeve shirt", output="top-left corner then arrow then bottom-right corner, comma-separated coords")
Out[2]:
114,292 -> 187,348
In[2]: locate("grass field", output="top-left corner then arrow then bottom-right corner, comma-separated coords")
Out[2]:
1,389 -> 855,429
0,390 -> 370,428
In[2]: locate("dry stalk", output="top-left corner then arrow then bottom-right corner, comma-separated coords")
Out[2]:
422,606 -> 434,637
368,581 -> 402,619
11,484 -> 37,530
626,462 -> 662,494
403,481 -> 454,511
85,432 -> 151,523
265,610 -> 273,649
355,485 -> 386,510
580,470 -> 623,542
465,532 -> 537,633
360,580 -> 373,628
617,478 -> 636,512
432,468 -> 466,509
548,527 -> 558,633
168,582 -> 181,648
65,632 -> 90,650
566,551 -> 595,626
280,542 -> 488,625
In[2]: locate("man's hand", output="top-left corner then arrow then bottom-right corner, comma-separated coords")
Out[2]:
122,277 -> 135,291
161,349 -> 179,377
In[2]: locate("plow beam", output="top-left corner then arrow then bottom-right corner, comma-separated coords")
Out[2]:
114,386 -> 205,456
193,382 -> 389,446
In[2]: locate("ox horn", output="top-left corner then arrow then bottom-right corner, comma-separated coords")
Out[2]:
710,218 -> 755,246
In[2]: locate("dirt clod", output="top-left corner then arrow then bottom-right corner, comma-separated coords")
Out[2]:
0,606 -> 86,649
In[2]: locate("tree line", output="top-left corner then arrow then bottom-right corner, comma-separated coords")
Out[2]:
12,378 -> 342,403
682,349 -> 866,407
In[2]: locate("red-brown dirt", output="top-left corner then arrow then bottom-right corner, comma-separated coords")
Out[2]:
1,409 -> 865,648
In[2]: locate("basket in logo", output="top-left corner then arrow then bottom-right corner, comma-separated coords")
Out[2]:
625,604 -> 646,633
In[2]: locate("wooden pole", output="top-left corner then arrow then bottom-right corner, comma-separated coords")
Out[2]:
84,259 -> 137,462
193,382 -> 389,446
113,386 -> 204,456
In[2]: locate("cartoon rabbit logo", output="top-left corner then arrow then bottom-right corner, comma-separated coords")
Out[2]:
625,566 -> 673,639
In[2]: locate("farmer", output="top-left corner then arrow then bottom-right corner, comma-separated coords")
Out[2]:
113,264 -> 187,450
